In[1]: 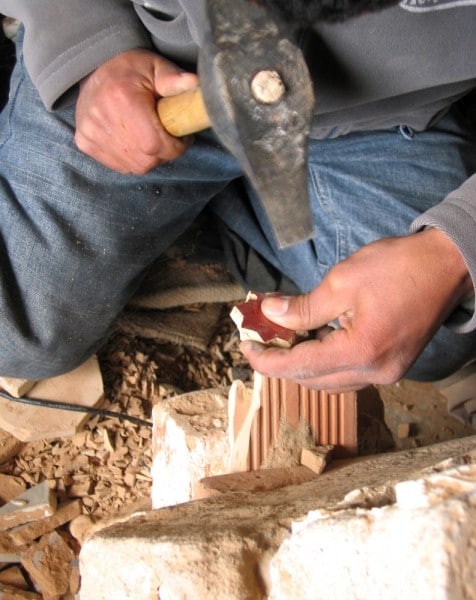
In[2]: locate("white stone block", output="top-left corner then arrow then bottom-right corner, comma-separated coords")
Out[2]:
152,389 -> 229,508
269,466 -> 476,600
80,437 -> 476,600
151,382 -> 258,509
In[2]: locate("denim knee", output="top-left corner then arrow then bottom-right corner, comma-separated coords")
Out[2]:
0,315 -> 108,380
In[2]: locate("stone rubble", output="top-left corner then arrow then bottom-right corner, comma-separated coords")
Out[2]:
79,436 -> 476,600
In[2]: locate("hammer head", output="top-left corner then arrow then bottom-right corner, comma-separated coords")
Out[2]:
199,0 -> 316,249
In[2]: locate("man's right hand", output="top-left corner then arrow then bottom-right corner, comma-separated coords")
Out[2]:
241,228 -> 473,392
75,49 -> 199,174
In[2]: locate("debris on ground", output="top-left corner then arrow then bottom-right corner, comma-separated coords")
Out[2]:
0,301 -> 473,597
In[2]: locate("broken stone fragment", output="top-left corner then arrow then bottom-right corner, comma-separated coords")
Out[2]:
0,565 -> 29,590
0,474 -> 27,505
0,377 -> 36,398
21,531 -> 75,600
0,531 -> 27,563
268,461 -> 476,599
0,583 -> 41,598
79,437 -> 476,600
397,422 -> 411,439
0,481 -> 56,532
9,500 -> 82,546
69,514 -> 97,546
0,430 -> 25,464
151,389 -> 231,508
300,446 -> 334,475
230,291 -> 307,348
0,356 -> 104,442
199,466 -> 317,495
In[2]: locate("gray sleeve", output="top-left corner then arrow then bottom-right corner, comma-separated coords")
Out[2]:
410,174 -> 476,333
0,0 -> 152,110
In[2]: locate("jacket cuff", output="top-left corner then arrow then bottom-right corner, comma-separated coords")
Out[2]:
410,197 -> 476,333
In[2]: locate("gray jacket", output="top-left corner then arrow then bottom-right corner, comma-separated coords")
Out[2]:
1,0 -> 476,330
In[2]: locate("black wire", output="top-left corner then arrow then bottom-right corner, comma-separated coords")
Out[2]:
0,390 -> 153,428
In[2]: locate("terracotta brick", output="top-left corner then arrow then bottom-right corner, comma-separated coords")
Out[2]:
252,374 -> 357,468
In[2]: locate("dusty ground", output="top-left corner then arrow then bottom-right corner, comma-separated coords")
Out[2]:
3,303 -> 474,521
0,227 -> 474,596
359,379 -> 474,455
1,304 -> 252,520
1,301 -> 475,598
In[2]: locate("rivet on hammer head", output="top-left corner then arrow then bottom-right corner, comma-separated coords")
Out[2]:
250,70 -> 286,104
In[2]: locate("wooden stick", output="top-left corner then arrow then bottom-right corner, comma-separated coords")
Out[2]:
228,380 -> 261,473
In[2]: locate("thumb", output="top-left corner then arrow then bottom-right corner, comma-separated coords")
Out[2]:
155,65 -> 199,98
261,290 -> 336,331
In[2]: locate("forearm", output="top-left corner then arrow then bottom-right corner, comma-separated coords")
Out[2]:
0,0 -> 152,109
410,173 -> 476,332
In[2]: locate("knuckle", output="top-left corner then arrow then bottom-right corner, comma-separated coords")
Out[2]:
381,356 -> 407,384
374,365 -> 404,385
357,337 -> 383,372
75,135 -> 98,161
74,131 -> 87,151
128,163 -> 151,176
135,155 -> 164,174
361,343 -> 407,385
139,136 -> 162,157
295,294 -> 314,327
109,85 -> 134,110
325,264 -> 346,291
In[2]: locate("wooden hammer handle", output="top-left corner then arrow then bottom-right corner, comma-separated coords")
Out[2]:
157,87 -> 211,137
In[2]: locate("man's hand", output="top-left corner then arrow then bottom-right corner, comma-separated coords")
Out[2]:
75,49 -> 199,174
242,229 -> 473,391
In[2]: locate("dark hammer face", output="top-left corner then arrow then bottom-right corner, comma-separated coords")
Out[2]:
199,0 -> 316,249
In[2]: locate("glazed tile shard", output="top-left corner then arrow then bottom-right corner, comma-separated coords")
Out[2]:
230,291 -> 307,348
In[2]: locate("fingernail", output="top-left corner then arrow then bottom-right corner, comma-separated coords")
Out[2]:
240,340 -> 264,355
262,295 -> 290,316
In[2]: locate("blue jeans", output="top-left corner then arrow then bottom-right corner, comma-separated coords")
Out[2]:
1,31 -> 476,380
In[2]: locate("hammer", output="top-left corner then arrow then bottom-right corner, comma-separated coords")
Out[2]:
157,0 -> 316,249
